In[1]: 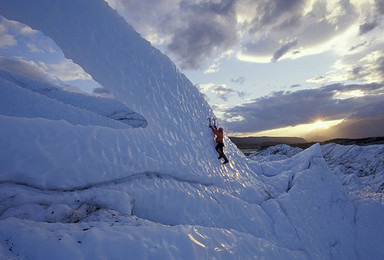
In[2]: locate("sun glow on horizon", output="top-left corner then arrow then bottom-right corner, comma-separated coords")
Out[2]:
231,118 -> 345,138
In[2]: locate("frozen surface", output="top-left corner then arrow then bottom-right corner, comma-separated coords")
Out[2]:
245,144 -> 303,162
0,0 -> 384,259
322,143 -> 384,194
247,143 -> 384,195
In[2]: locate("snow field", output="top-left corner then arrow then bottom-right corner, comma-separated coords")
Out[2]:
1,0 -> 384,258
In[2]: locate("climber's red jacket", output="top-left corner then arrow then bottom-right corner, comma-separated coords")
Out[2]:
211,128 -> 223,143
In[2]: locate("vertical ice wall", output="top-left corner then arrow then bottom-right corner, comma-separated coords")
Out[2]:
0,0 -> 257,192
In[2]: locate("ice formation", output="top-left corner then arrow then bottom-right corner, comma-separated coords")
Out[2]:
0,0 -> 383,259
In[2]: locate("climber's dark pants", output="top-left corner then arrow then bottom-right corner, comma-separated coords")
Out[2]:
215,142 -> 224,155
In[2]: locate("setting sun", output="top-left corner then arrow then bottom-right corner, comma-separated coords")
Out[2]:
313,120 -> 326,128
233,118 -> 345,139
312,119 -> 335,129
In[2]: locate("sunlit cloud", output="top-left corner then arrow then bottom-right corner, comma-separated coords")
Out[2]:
204,49 -> 234,74
0,21 -> 17,48
26,43 -> 42,53
0,15 -> 39,49
0,33 -> 16,48
196,83 -> 215,93
223,83 -> 384,134
38,59 -> 92,82
215,85 -> 235,101
211,103 -> 230,120
232,118 -> 345,138
309,49 -> 384,84
333,89 -> 365,100
0,56 -> 96,94
107,0 -> 238,70
105,0 -> 384,77
214,84 -> 246,102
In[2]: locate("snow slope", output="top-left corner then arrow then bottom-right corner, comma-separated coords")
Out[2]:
1,0 -> 384,259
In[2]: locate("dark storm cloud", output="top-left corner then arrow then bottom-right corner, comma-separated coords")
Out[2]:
359,21 -> 378,35
223,83 -> 384,133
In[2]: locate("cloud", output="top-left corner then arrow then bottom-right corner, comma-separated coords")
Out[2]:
0,56 -> 51,82
376,0 -> 384,14
271,39 -> 298,62
231,76 -> 246,85
38,60 -> 92,81
0,32 -> 16,48
107,0 -> 238,70
0,15 -> 40,49
313,50 -> 384,84
0,56 -> 92,87
196,83 -> 215,93
0,19 -> 17,48
204,49 -> 233,74
322,115 -> 384,139
106,0 -> 383,70
223,83 -> 384,133
239,0 -> 360,62
215,85 -> 235,101
359,21 -> 378,35
213,84 -> 246,101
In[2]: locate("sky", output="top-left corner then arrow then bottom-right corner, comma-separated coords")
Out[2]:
1,0 -> 384,141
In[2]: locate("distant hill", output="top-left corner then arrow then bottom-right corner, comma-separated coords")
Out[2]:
322,136 -> 384,146
295,136 -> 384,149
229,136 -> 307,150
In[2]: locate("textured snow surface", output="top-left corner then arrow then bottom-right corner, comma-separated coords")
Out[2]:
247,143 -> 384,195
1,0 -> 384,259
245,144 -> 303,162
322,143 -> 384,194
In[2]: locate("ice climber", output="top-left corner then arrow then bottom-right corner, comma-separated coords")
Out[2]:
209,119 -> 229,164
